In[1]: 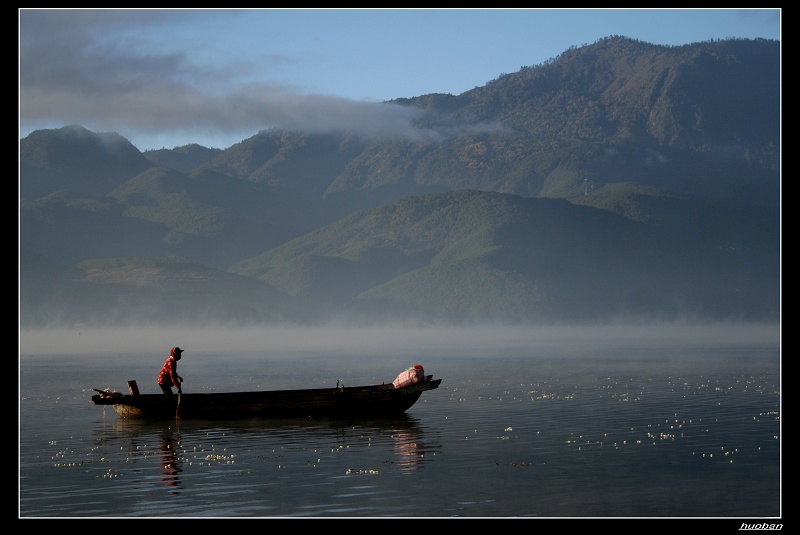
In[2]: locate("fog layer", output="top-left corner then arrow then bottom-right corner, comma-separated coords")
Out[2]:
19,322 -> 780,358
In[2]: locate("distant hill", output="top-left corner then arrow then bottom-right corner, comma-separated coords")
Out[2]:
19,252 -> 310,327
143,144 -> 222,173
230,189 -> 779,323
19,36 -> 780,327
20,124 -> 153,199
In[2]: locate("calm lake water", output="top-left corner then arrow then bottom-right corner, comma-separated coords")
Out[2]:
18,325 -> 781,519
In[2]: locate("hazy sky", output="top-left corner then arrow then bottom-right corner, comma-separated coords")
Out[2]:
19,8 -> 781,151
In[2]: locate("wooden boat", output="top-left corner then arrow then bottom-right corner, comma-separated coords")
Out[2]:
91,374 -> 442,420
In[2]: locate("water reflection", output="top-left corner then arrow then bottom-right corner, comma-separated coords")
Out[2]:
328,415 -> 440,473
106,418 -> 187,492
99,413 -> 441,477
392,428 -> 423,471
157,427 -> 182,492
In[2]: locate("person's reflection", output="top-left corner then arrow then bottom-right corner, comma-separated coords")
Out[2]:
158,428 -> 182,492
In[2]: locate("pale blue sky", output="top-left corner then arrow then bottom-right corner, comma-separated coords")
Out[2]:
19,8 -> 781,151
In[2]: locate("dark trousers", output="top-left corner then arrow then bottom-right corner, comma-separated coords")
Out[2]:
159,383 -> 174,396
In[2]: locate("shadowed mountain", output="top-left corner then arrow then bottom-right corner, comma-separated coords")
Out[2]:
182,37 -> 778,208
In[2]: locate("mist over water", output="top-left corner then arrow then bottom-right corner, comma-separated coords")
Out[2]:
19,323 -> 781,374
19,322 -> 780,358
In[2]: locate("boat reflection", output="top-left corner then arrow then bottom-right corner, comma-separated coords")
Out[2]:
330,415 -> 440,472
97,413 -> 440,482
391,427 -> 424,471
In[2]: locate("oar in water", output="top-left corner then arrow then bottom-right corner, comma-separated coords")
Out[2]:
176,390 -> 182,419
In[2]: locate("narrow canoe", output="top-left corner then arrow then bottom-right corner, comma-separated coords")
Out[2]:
91,376 -> 442,420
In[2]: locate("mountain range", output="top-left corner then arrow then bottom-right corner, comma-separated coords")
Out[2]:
19,36 -> 781,328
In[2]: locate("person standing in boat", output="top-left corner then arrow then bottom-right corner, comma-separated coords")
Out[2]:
157,347 -> 184,396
